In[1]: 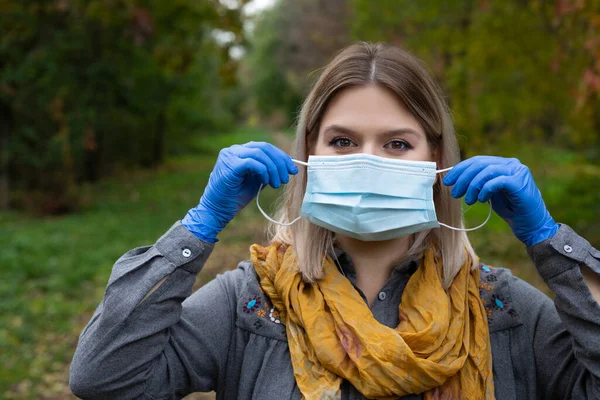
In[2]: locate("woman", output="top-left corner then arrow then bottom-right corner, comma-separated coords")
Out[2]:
70,43 -> 600,399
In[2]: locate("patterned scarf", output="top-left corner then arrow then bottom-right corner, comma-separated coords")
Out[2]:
250,242 -> 495,400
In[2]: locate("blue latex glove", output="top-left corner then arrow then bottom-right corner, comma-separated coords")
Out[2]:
182,142 -> 298,243
442,156 -> 559,247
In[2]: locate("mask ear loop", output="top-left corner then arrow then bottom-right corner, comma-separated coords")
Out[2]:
255,159 -> 308,226
435,167 -> 493,232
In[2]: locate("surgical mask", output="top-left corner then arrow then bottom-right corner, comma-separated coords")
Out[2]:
256,153 -> 491,241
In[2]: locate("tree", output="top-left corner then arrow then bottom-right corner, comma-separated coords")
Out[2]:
351,0 -> 600,157
246,0 -> 351,125
0,0 -> 247,212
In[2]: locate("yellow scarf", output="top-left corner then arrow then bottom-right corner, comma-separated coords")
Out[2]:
250,243 -> 495,400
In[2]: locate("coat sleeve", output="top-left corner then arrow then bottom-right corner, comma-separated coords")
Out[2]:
525,223 -> 600,400
69,221 -> 244,400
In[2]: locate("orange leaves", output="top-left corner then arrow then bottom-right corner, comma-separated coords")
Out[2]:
554,0 -> 585,17
127,7 -> 155,46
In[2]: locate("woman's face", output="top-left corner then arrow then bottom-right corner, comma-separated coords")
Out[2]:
314,85 -> 436,162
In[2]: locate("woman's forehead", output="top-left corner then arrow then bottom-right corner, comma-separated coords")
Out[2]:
319,85 -> 424,136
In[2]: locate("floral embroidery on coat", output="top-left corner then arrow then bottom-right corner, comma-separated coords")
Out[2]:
268,307 -> 281,324
243,295 -> 262,313
243,289 -> 283,325
479,263 -> 519,325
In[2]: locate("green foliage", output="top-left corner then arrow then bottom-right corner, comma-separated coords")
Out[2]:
1,0 -> 245,213
244,0 -> 600,159
350,0 -> 600,157
192,125 -> 274,154
166,41 -> 238,156
244,0 -> 351,126
246,2 -> 303,121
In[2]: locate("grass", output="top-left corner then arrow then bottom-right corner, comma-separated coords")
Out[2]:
0,127 -> 283,399
462,142 -> 600,288
1,128 -> 598,399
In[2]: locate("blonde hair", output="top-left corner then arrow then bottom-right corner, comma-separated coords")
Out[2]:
269,42 -> 477,289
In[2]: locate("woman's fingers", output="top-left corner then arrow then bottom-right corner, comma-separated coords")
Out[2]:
443,156 -> 512,200
230,145 -> 281,187
245,142 -> 297,184
223,141 -> 298,190
443,156 -> 498,186
448,161 -> 486,200
477,175 -> 520,203
464,164 -> 513,205
247,148 -> 282,188
232,158 -> 270,186
258,142 -> 298,175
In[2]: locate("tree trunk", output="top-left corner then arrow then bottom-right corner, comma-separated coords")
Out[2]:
152,88 -> 171,166
0,100 -> 11,210
153,109 -> 166,166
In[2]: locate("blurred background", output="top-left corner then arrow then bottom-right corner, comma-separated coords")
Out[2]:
1,0 -> 599,398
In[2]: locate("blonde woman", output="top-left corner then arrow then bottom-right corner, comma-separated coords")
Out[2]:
70,43 -> 600,400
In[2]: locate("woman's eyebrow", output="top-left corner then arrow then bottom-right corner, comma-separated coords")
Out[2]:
323,124 -> 422,139
380,129 -> 422,140
322,125 -> 357,136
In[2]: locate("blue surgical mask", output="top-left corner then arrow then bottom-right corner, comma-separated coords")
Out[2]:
257,153 -> 491,241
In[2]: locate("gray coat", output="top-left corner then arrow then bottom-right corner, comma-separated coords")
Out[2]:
69,222 -> 600,399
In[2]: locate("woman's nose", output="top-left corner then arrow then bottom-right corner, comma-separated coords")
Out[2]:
361,143 -> 393,159
362,143 -> 378,156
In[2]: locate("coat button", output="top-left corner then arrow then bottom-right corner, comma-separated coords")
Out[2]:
182,248 -> 192,258
563,245 -> 573,253
378,292 -> 387,301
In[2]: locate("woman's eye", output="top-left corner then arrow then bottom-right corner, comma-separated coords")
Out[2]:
329,137 -> 355,148
385,140 -> 412,150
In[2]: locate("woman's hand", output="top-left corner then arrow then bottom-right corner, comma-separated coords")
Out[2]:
442,156 -> 559,246
182,142 -> 298,243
